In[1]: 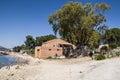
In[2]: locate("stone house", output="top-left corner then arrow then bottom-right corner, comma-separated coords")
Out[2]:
35,39 -> 76,59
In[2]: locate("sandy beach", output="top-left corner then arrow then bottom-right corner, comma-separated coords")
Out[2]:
0,54 -> 120,80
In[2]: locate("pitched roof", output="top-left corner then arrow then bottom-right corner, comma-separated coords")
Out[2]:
43,38 -> 72,45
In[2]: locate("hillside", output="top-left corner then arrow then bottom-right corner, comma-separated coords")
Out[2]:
0,46 -> 9,51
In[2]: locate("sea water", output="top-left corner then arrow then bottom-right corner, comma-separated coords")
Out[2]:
0,54 -> 25,67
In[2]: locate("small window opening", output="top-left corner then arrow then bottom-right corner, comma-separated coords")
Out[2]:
49,49 -> 52,51
37,49 -> 40,51
57,49 -> 60,51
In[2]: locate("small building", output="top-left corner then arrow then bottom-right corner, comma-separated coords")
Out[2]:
35,39 -> 76,59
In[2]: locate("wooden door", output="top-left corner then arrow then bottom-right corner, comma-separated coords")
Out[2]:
37,49 -> 40,58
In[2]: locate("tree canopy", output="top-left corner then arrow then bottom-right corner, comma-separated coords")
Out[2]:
24,35 -> 35,49
88,30 -> 101,49
49,2 -> 111,48
36,34 -> 57,46
13,34 -> 57,54
104,28 -> 120,46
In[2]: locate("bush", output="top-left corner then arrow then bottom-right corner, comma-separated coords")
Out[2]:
47,56 -> 52,59
117,42 -> 120,46
94,54 -> 106,60
109,43 -> 118,49
115,52 -> 120,56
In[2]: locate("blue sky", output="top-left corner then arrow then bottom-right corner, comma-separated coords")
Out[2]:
0,0 -> 120,48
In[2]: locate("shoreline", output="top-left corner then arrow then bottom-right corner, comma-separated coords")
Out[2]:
0,53 -> 120,80
0,52 -> 39,68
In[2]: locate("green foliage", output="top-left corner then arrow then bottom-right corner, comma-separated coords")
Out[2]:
13,44 -> 27,52
46,56 -> 52,59
25,35 -> 35,49
104,28 -> 120,46
106,51 -> 120,58
109,43 -> 118,49
94,54 -> 106,60
115,52 -> 120,57
88,30 -> 101,49
95,2 -> 111,14
36,34 -> 56,46
13,46 -> 22,52
24,35 -> 36,54
49,2 -> 111,47
118,43 -> 120,46
14,34 -> 56,54
29,49 -> 35,54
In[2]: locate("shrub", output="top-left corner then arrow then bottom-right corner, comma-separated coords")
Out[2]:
118,42 -> 120,46
47,56 -> 52,59
115,52 -> 120,57
109,43 -> 118,49
94,54 -> 106,60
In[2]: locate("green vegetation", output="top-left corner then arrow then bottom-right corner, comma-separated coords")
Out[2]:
46,56 -> 52,59
13,46 -> 22,52
25,35 -> 35,50
12,1 -> 120,60
104,28 -> 120,48
94,54 -> 106,60
93,51 -> 120,60
109,43 -> 118,49
49,2 -> 111,48
13,34 -> 56,54
88,30 -> 101,49
36,34 -> 57,46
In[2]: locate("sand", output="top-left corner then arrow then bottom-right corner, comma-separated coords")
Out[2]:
0,54 -> 120,80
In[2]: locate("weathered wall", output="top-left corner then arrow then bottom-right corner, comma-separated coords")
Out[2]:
35,39 -> 76,59
35,46 -> 63,59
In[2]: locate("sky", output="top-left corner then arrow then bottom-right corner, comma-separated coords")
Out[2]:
0,0 -> 120,48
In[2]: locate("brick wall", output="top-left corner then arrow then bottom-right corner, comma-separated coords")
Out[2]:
35,46 -> 63,59
40,46 -> 63,58
35,39 -> 76,59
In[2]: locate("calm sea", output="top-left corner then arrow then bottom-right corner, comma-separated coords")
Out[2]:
0,54 -> 25,67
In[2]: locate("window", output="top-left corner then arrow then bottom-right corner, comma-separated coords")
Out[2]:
37,49 -> 40,51
57,49 -> 60,51
49,49 -> 51,51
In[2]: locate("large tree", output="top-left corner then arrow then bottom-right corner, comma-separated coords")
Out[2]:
88,30 -> 101,49
24,35 -> 35,49
24,35 -> 35,54
49,2 -> 111,48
